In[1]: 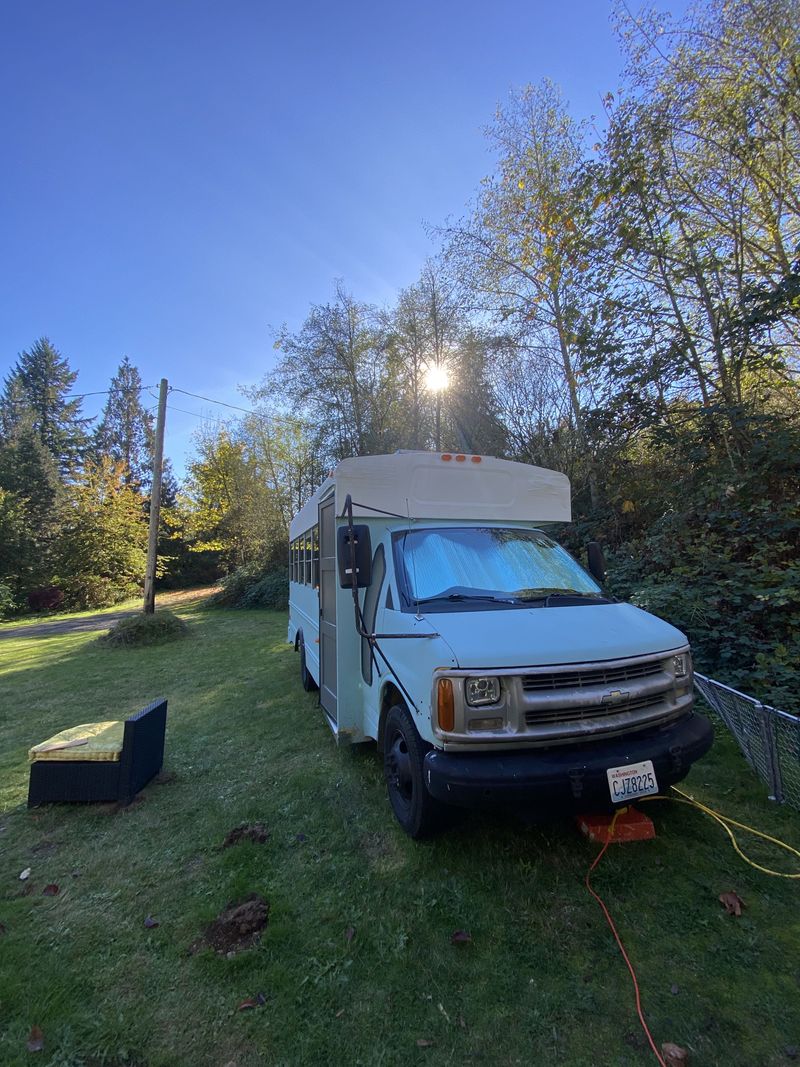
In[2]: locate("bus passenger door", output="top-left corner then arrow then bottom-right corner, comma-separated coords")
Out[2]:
319,497 -> 337,725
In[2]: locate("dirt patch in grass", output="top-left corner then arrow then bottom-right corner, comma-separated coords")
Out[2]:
359,829 -> 406,873
222,823 -> 270,848
191,894 -> 269,956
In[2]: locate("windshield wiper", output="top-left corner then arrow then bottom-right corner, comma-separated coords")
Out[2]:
512,589 -> 608,604
414,592 -> 514,605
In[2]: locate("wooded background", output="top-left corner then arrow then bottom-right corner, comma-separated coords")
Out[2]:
1,0 -> 797,709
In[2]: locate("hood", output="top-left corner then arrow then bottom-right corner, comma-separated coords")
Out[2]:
425,602 -> 688,669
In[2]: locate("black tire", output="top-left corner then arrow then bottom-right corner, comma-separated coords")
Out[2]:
299,639 -> 318,692
383,704 -> 446,838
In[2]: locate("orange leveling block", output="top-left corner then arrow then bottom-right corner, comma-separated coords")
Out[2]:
577,806 -> 656,844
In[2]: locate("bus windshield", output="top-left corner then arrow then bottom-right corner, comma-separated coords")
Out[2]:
399,527 -> 602,605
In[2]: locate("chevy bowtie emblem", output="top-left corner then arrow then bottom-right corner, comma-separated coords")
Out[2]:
602,689 -> 631,706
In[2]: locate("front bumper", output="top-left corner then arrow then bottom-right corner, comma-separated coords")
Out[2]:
423,712 -> 714,813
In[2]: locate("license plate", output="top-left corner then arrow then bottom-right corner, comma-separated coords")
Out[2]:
606,760 -> 658,803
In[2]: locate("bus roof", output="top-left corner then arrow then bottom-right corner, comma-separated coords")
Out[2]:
289,452 -> 571,538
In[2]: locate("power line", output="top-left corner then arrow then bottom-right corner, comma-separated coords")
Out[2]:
166,402 -> 215,420
169,386 -> 301,426
170,386 -> 270,418
64,385 -> 158,400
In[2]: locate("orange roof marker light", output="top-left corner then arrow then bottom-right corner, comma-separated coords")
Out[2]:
471,455 -> 482,463
455,454 -> 466,462
441,453 -> 452,461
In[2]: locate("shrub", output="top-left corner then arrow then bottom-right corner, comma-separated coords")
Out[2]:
99,610 -> 189,648
241,571 -> 289,610
211,564 -> 288,610
0,583 -> 15,620
27,586 -> 64,612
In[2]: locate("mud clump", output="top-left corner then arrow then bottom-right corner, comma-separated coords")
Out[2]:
191,893 -> 269,956
222,822 -> 270,848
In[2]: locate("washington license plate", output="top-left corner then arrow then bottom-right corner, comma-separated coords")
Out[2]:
606,760 -> 658,803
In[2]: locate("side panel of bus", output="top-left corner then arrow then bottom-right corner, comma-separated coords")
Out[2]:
288,520 -> 321,684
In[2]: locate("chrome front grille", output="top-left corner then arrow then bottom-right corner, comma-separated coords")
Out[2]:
521,660 -> 663,692
524,692 -> 665,726
514,653 -> 690,744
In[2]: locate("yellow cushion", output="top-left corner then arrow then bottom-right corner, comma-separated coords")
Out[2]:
29,721 -> 124,763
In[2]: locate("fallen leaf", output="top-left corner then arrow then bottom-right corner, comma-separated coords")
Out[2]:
450,929 -> 472,944
345,926 -> 355,943
19,868 -> 31,881
42,884 -> 59,897
719,891 -> 745,917
661,1042 -> 689,1065
256,992 -> 266,1006
144,915 -> 160,928
335,1008 -> 345,1018
237,998 -> 258,1011
26,1026 -> 44,1052
670,984 -> 680,996
416,1039 -> 435,1048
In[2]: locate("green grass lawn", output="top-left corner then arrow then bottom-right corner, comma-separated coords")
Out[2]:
0,586 -> 218,631
1,605 -> 799,1067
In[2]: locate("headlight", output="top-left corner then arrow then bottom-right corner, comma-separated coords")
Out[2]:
465,676 -> 501,706
672,653 -> 692,679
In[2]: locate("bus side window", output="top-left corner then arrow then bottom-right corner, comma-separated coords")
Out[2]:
312,525 -> 319,587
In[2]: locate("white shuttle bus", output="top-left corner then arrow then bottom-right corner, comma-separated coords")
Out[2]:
288,452 -> 713,837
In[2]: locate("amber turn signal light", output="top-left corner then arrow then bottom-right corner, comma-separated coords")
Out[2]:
437,678 -> 455,732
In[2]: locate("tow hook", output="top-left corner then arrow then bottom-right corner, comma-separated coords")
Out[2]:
669,744 -> 683,775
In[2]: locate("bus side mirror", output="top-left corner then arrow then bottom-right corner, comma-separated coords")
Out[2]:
337,525 -> 372,588
587,541 -> 607,584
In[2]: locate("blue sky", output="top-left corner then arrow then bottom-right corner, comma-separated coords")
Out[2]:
0,0 -> 683,473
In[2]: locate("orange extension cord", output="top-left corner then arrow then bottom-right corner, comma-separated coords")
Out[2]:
586,790 -> 800,1064
584,809 -> 668,1067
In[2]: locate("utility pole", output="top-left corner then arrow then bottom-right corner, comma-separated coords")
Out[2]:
143,378 -> 168,615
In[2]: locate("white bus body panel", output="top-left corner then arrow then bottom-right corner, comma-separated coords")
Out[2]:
289,452 -> 571,540
289,452 -> 571,745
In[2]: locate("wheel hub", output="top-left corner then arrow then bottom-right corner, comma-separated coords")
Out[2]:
386,731 -> 413,808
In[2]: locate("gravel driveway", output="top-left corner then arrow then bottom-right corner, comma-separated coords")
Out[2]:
0,588 -> 217,640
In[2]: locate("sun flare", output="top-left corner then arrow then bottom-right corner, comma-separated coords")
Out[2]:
425,364 -> 449,393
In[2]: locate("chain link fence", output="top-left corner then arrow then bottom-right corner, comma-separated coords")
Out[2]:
694,672 -> 800,810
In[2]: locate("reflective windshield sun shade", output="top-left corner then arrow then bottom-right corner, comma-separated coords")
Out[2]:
401,528 -> 600,600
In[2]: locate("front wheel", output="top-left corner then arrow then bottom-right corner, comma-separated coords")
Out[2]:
383,704 -> 446,838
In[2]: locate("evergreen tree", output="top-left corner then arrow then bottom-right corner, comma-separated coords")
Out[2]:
94,356 -> 155,488
0,426 -> 63,598
0,337 -> 88,474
